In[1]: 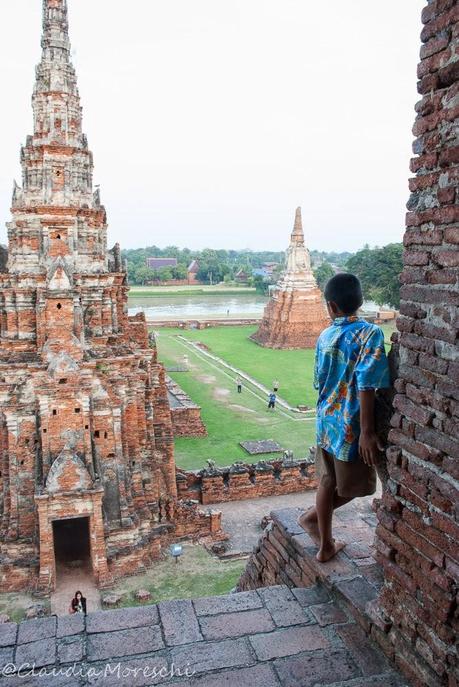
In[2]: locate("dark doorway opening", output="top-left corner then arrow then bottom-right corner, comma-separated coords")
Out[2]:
53,517 -> 90,567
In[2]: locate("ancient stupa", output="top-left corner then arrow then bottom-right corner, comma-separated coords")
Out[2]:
0,0 -> 221,594
251,207 -> 329,349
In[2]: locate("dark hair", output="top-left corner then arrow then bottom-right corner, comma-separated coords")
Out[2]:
74,590 -> 84,600
324,273 -> 363,315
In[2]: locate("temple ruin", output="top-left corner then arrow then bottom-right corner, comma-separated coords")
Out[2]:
251,207 -> 329,349
0,0 -> 222,594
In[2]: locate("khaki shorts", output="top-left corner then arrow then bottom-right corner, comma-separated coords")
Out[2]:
315,446 -> 377,498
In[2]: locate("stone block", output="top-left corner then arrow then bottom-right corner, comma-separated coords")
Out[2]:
274,647 -> 360,687
310,602 -> 348,626
199,609 -> 274,640
0,623 -> 17,648
257,585 -> 311,626
337,623 -> 392,676
158,599 -> 203,646
189,664 -> 280,687
86,605 -> 159,634
249,624 -> 329,661
15,637 -> 56,668
170,637 -> 254,675
57,636 -> 84,663
56,613 -> 85,638
193,591 -> 262,616
17,617 -> 56,644
87,626 -> 164,662
292,586 -> 330,607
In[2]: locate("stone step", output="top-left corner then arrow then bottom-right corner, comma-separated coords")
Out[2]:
0,584 -> 410,686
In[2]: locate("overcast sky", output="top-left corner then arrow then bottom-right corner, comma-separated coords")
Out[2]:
0,0 -> 425,253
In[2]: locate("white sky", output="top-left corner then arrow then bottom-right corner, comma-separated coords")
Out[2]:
0,0 -> 425,253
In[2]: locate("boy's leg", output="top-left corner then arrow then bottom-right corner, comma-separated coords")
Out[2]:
315,476 -> 347,562
299,493 -> 352,527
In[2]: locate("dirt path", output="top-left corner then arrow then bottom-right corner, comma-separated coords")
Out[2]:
50,562 -> 101,616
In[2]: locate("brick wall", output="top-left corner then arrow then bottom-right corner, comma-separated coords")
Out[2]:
176,459 -> 317,505
374,2 -> 459,686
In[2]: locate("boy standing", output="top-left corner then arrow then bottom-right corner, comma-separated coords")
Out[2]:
299,273 -> 390,562
236,376 -> 243,393
268,391 -> 277,411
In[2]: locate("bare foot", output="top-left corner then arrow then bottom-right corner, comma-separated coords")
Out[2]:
297,509 -> 320,537
316,540 -> 346,563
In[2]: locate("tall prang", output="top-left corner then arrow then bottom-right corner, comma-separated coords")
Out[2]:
0,0 -> 221,593
251,207 -> 329,349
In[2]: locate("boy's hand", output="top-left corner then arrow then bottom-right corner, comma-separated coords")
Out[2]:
359,431 -> 384,466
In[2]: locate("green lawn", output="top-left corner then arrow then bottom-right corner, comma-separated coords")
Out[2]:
164,325 -> 317,408
155,323 -> 396,471
129,285 -> 256,297
156,328 -> 316,469
112,545 -> 245,606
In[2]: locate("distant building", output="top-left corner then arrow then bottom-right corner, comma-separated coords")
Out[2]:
235,269 -> 250,284
262,262 -> 278,276
146,257 -> 178,270
187,259 -> 200,284
252,268 -> 269,279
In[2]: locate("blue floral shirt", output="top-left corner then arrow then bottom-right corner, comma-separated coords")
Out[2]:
314,316 -> 390,461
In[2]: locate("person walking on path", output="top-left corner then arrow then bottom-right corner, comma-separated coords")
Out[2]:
273,379 -> 280,392
236,376 -> 243,393
268,391 -> 277,411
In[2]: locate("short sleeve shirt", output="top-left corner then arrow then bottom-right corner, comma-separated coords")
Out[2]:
314,316 -> 390,461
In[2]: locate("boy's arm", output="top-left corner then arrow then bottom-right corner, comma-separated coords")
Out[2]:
359,389 -> 383,466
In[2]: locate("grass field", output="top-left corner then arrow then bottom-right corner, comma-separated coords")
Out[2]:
112,545 -> 245,607
168,326 -> 317,408
129,284 -> 256,298
156,327 -> 317,469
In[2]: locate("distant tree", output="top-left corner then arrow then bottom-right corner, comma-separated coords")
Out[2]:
173,264 -> 188,280
133,266 -> 155,285
313,262 -> 335,292
157,267 -> 174,282
346,243 -> 403,308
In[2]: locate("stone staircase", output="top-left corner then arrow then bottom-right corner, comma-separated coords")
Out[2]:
0,582 -> 409,686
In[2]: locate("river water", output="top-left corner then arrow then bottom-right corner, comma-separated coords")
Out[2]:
128,293 -> 268,320
128,294 -> 383,321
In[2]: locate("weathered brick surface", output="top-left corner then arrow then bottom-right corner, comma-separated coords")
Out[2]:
373,2 -> 459,685
167,376 -> 207,437
252,207 -> 329,349
0,0 -> 222,594
176,458 -> 317,505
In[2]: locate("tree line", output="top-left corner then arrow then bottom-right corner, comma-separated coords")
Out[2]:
122,243 -> 403,308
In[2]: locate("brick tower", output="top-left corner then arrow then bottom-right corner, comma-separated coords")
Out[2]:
0,0 -> 220,593
251,207 -> 329,349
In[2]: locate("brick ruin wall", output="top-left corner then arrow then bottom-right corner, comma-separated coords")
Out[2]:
176,458 -> 318,505
373,2 -> 459,686
251,288 -> 330,350
166,376 -> 207,437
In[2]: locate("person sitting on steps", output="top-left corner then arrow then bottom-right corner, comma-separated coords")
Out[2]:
298,273 -> 390,562
69,590 -> 87,615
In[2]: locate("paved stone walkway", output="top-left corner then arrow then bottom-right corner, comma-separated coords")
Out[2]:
0,584 -> 409,686
214,489 -> 380,555
50,562 -> 101,617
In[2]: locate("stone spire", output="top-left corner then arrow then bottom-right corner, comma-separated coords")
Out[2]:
291,206 -> 304,244
279,206 -> 316,291
41,0 -> 71,57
